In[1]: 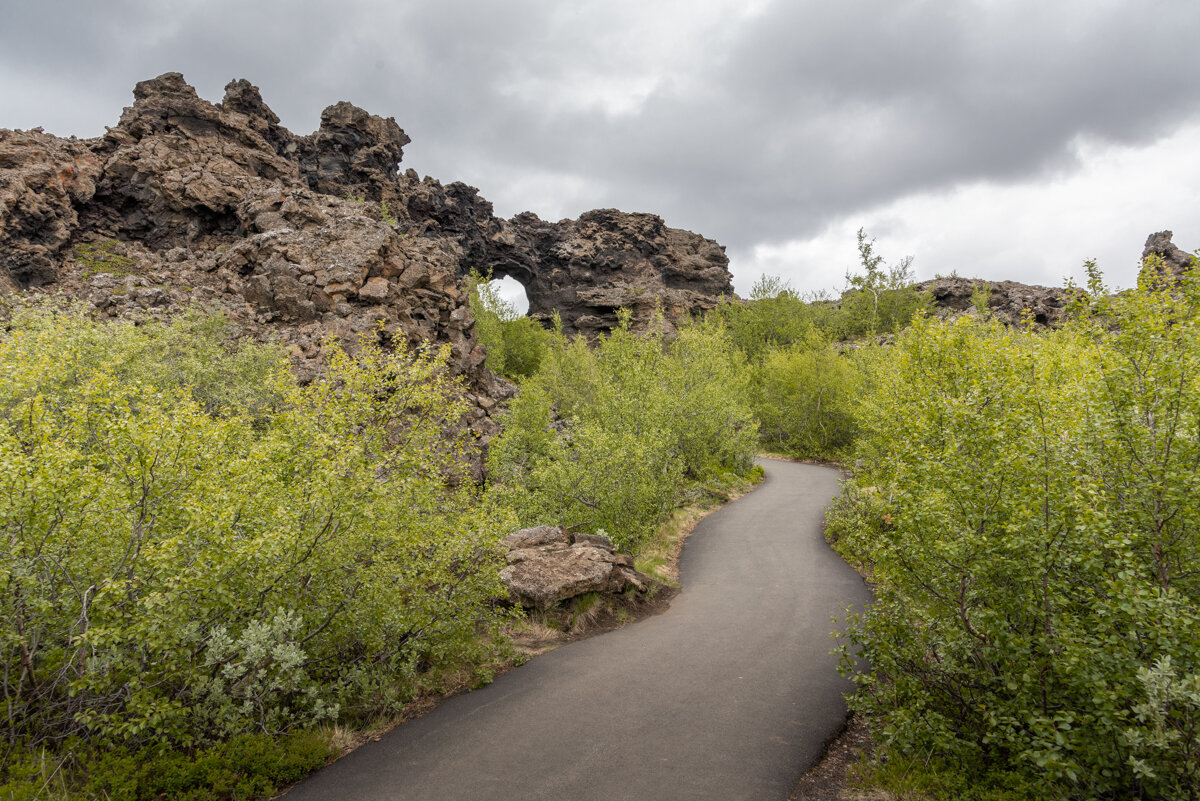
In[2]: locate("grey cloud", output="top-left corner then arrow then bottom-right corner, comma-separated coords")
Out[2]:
2,0 -> 1198,276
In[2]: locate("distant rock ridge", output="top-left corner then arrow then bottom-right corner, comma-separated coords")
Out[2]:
915,276 -> 1070,327
0,72 -> 736,443
914,231 -> 1197,327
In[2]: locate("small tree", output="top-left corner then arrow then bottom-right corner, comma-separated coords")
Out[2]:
839,228 -> 924,338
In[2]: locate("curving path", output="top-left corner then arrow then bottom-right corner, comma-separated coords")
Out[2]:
284,460 -> 871,801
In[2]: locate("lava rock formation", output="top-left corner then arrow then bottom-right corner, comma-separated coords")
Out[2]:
0,72 -> 736,439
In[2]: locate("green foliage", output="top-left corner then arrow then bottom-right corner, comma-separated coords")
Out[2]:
834,262 -> 1200,798
467,271 -> 551,380
703,237 -> 924,460
0,301 -> 514,781
750,332 -> 861,460
78,730 -> 333,801
1127,656 -> 1200,799
709,275 -> 836,362
72,240 -> 139,279
970,281 -> 993,316
4,304 -> 289,420
487,312 -> 757,552
836,228 -> 928,338
851,751 -> 1063,801
379,200 -> 398,226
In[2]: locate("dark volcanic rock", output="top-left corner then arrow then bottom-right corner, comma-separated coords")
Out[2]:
0,72 -> 737,456
1142,230 -> 1195,277
295,101 -> 411,202
916,276 -> 1071,327
483,208 -> 734,338
0,129 -> 101,290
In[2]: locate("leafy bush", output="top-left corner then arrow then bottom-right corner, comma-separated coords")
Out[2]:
80,730 -> 333,801
835,263 -> 1200,798
0,302 -> 514,777
467,271 -> 550,380
706,249 -> 921,460
709,274 -> 834,362
835,228 -> 928,339
487,312 -> 757,551
750,332 -> 861,460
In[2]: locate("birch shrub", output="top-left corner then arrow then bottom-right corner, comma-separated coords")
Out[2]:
836,263 -> 1200,799
750,333 -> 862,460
486,313 -> 757,552
0,303 -> 513,772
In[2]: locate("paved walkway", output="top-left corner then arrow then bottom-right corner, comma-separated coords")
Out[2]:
284,459 -> 871,801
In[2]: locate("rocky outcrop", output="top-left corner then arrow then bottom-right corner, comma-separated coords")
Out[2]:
499,526 -> 658,609
1142,230 -> 1196,277
916,276 -> 1071,327
0,72 -> 736,445
480,210 -> 734,338
0,129 -> 101,290
0,74 -> 492,408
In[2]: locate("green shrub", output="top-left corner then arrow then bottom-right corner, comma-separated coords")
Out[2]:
836,264 -> 1200,798
81,730 -> 333,801
467,271 -> 551,380
487,311 -> 757,551
709,274 -> 831,361
750,333 -> 861,460
0,302 -> 514,777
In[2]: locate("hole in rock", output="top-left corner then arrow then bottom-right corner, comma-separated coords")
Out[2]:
488,275 -> 530,317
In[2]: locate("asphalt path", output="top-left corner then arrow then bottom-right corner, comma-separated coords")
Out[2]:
284,459 -> 871,801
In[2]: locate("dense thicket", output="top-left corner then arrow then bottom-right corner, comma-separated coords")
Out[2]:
0,304 -> 513,779
485,312 -> 758,552
831,263 -> 1200,799
467,273 -> 552,380
708,230 -> 926,461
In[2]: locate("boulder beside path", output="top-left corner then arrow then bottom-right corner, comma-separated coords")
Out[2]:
499,526 -> 658,609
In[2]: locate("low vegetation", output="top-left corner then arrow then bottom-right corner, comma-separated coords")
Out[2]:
710,229 -> 927,461
485,310 -> 758,552
466,271 -> 552,380
0,302 -> 515,798
9,228 -> 1195,799
829,260 -> 1200,799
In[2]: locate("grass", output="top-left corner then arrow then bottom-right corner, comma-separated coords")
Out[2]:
73,240 -> 141,279
841,753 -> 1058,801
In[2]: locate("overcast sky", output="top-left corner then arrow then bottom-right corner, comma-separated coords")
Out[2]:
4,0 -> 1200,303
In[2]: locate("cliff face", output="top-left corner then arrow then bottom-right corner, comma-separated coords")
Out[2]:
0,73 -> 737,438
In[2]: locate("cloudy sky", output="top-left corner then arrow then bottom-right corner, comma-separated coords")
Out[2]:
4,0 -> 1200,303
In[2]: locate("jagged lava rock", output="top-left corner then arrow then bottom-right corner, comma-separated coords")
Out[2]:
481,209 -> 734,339
0,129 -> 101,290
1142,230 -> 1196,277
1,72 -> 735,424
916,276 -> 1071,327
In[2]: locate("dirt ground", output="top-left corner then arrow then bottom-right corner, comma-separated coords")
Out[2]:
789,714 -> 892,800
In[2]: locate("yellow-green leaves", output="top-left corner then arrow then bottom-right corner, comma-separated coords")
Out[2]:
0,302 -> 512,767
486,312 -> 757,552
834,271 -> 1200,798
